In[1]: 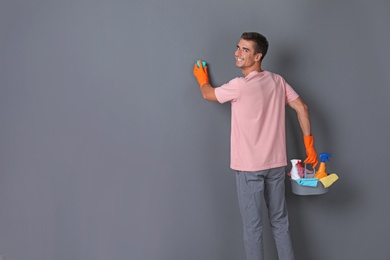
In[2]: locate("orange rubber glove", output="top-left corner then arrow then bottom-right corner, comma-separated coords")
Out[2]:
193,60 -> 209,88
303,135 -> 318,168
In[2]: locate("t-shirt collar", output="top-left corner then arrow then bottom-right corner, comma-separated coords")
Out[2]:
245,70 -> 266,80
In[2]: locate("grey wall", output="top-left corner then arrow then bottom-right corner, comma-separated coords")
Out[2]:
1,0 -> 389,259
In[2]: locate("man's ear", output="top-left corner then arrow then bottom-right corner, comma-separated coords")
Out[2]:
255,53 -> 262,62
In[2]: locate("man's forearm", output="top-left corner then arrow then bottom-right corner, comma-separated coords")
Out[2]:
200,83 -> 218,102
289,97 -> 311,136
296,106 -> 311,136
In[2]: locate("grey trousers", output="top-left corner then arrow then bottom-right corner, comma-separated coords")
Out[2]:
236,167 -> 295,260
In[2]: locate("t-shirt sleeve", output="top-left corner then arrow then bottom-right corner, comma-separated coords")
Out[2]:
284,80 -> 299,104
215,78 -> 241,104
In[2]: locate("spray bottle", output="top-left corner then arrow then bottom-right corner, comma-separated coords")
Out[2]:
314,153 -> 332,179
289,159 -> 303,180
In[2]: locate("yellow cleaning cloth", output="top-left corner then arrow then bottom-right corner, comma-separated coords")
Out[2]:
319,173 -> 339,188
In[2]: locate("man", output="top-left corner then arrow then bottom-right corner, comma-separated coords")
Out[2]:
193,32 -> 318,260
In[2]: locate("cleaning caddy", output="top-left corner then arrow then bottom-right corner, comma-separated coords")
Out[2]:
288,153 -> 339,195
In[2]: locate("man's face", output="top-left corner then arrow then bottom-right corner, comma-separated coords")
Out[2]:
235,39 -> 261,69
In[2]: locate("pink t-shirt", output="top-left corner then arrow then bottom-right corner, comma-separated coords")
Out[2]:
215,71 -> 299,171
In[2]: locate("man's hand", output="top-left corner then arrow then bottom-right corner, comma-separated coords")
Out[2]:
193,60 -> 209,88
303,135 -> 318,168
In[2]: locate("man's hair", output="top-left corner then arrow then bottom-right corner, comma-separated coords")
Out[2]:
241,32 -> 269,61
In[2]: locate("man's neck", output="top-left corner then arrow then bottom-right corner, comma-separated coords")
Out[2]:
242,66 -> 263,77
